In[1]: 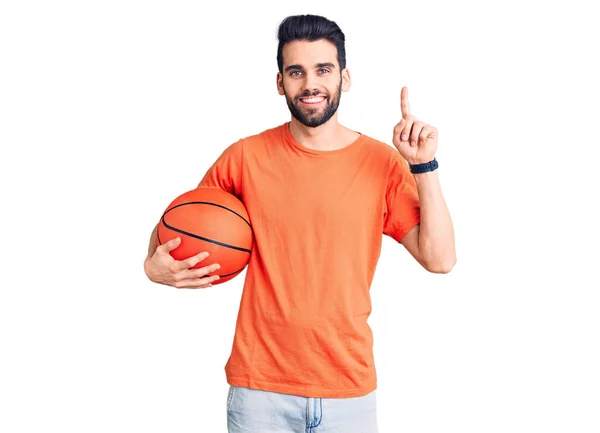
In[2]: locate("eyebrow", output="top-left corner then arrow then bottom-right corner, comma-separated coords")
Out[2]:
284,62 -> 336,72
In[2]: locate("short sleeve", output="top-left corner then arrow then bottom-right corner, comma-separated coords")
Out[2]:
197,139 -> 244,198
383,152 -> 421,242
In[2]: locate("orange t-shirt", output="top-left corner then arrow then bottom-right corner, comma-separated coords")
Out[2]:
198,122 -> 420,398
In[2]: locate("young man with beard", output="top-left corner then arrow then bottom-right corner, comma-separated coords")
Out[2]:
144,14 -> 455,433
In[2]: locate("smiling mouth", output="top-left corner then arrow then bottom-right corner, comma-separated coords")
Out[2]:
298,96 -> 326,105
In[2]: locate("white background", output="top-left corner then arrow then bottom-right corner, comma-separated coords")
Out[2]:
1,0 -> 599,432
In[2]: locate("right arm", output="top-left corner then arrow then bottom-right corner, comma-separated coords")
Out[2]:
144,139 -> 243,288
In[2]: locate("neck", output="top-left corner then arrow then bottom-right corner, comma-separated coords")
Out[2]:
288,116 -> 354,151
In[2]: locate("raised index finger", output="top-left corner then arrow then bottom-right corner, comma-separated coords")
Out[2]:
401,86 -> 410,118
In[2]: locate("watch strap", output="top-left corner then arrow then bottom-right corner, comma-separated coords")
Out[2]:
410,158 -> 438,174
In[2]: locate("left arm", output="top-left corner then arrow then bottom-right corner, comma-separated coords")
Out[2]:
401,170 -> 456,273
393,86 -> 456,273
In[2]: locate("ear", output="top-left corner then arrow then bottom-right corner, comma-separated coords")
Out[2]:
341,68 -> 351,92
276,72 -> 285,95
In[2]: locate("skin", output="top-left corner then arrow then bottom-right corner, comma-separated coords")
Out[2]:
276,39 -> 358,151
144,38 -> 455,288
392,86 -> 456,273
144,226 -> 220,289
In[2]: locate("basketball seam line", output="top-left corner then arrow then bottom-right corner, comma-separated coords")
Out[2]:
165,201 -> 252,228
157,227 -> 246,278
161,216 -> 252,254
218,267 -> 245,278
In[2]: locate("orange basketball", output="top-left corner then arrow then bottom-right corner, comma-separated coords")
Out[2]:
156,187 -> 253,285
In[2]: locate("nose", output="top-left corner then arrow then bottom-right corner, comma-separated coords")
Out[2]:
301,71 -> 320,94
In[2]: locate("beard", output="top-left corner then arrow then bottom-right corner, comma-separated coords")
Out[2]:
283,80 -> 342,128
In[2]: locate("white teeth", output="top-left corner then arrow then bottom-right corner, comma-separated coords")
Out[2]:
301,96 -> 325,103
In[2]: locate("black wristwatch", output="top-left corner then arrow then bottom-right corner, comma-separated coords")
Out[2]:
410,158 -> 438,174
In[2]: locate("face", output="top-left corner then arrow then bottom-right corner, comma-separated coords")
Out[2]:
277,39 -> 351,128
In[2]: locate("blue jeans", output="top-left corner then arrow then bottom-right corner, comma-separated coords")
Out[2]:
226,385 -> 379,433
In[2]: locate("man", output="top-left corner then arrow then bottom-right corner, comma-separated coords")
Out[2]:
144,14 -> 455,433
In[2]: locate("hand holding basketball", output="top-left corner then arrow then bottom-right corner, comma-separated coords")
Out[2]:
144,237 -> 221,289
155,187 -> 253,285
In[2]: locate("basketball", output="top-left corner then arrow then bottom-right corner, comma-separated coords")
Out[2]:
156,187 -> 253,285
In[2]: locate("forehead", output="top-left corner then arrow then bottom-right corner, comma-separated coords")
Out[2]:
282,39 -> 339,68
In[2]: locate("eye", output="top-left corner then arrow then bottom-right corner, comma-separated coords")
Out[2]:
319,69 -> 330,74
290,70 -> 302,77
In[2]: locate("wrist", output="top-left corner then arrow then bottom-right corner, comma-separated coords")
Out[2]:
409,157 -> 438,174
407,158 -> 432,165
144,255 -> 154,279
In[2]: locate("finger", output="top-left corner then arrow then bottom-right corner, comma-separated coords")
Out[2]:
174,275 -> 221,289
394,119 -> 406,142
410,121 -> 425,147
419,126 -> 433,146
176,251 -> 210,270
159,237 -> 181,253
179,262 -> 221,280
401,86 -> 410,118
402,115 -> 414,143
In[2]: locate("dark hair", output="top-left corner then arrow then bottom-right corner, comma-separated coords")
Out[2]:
276,14 -> 346,73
